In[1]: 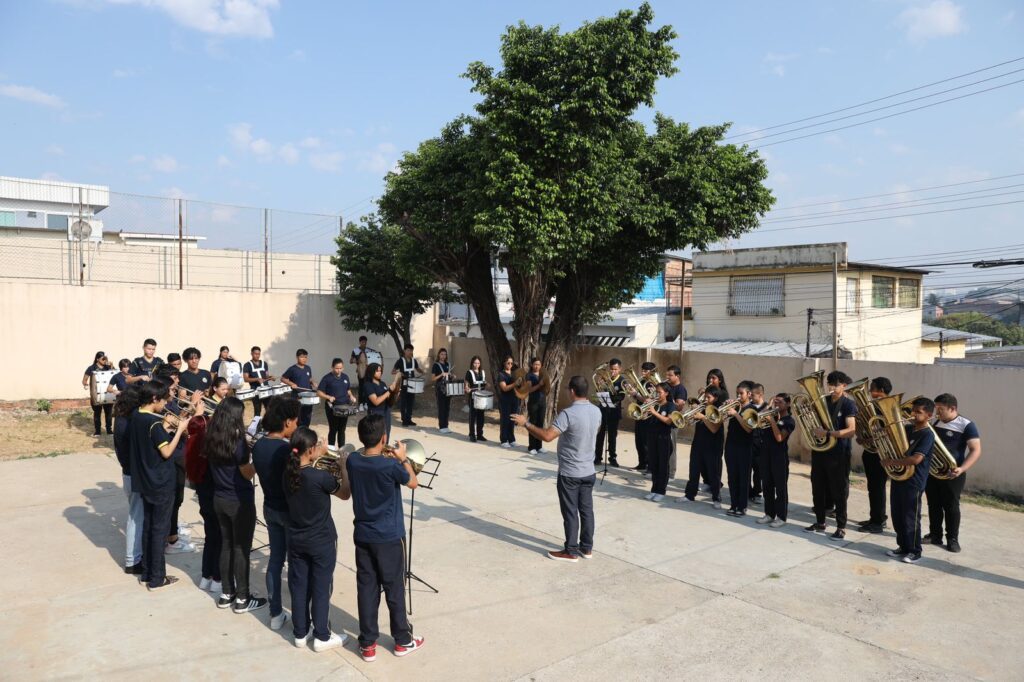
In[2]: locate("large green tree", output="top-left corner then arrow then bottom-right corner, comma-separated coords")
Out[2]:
930,312 -> 1024,346
380,4 -> 774,417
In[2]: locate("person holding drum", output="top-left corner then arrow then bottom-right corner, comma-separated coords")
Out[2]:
364,363 -> 396,441
392,344 -> 423,427
317,358 -> 357,450
243,346 -> 272,417
497,355 -> 520,449
465,355 -> 489,442
431,348 -> 454,434
282,349 -> 317,428
83,351 -> 115,436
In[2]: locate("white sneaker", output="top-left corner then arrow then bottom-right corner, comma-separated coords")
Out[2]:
756,515 -> 773,525
769,518 -> 786,528
327,445 -> 338,453
712,501 -> 722,510
312,632 -> 348,652
177,525 -> 192,538
677,496 -> 693,503
644,492 -> 655,500
270,611 -> 288,631
165,538 -> 196,554
199,577 -> 211,591
500,442 -> 511,448
528,449 -> 538,455
651,494 -> 665,502
439,428 -> 451,434
294,631 -> 314,649
210,580 -> 222,593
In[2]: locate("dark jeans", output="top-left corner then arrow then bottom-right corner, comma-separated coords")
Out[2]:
648,434 -> 672,495
264,506 -> 290,617
436,389 -> 451,430
556,473 -> 596,555
862,450 -> 889,525
926,474 -> 967,541
325,408 -> 349,447
355,539 -> 412,648
891,482 -> 924,554
596,407 -> 620,462
290,540 -> 336,641
197,484 -> 222,580
400,391 -> 415,425
299,404 -> 313,428
684,443 -> 722,501
634,420 -> 649,469
169,456 -> 185,539
812,447 -> 851,528
141,491 -> 174,587
499,398 -> 519,444
725,445 -> 752,511
468,405 -> 485,439
528,399 -> 545,451
750,444 -> 762,497
214,495 -> 257,598
761,451 -> 789,521
92,403 -> 112,434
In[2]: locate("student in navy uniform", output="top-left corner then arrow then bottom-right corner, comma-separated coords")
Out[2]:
723,381 -> 755,517
805,371 -> 858,540
109,358 -> 132,396
747,383 -> 767,504
364,363 -> 396,441
129,381 -> 190,590
525,357 -> 548,455
154,366 -> 196,555
129,338 -> 163,383
465,355 -> 488,442
210,346 -> 236,382
885,397 -> 937,564
644,383 -> 678,502
179,347 -> 212,394
282,348 -> 316,428
628,361 -> 656,471
347,415 -> 424,662
681,386 -> 726,508
166,352 -> 182,371
497,356 -> 520,449
243,346 -> 272,417
182,389 -> 221,598
925,393 -> 982,553
431,348 -> 453,434
665,365 -> 688,479
351,336 -> 370,405
83,351 -> 115,435
392,344 -> 422,427
757,393 -> 795,527
317,358 -> 356,450
252,396 -> 301,631
286,427 -> 351,652
113,383 -> 145,574
857,377 -> 893,534
595,359 -> 625,467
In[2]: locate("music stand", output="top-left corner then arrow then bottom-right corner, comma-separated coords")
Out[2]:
406,454 -> 441,615
595,392 -> 616,485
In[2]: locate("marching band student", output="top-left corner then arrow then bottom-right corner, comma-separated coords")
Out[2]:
595,359 -> 624,467
166,353 -> 182,371
351,336 -> 370,405
681,385 -> 726,507
466,355 -> 488,442
243,346 -> 272,417
286,427 -> 351,652
645,383 -> 678,502
748,384 -> 767,504
252,396 -> 301,631
926,394 -> 982,553
885,397 -> 936,564
630,361 -> 658,471
210,377 -> 230,403
665,365 -> 688,480
109,358 -> 132,397
431,348 -> 453,434
183,391 -> 221,598
210,346 -> 235,382
392,344 -> 423,427
758,393 -> 795,527
347,415 -> 424,661
724,381 -> 755,517
83,351 -> 114,436
129,381 -> 190,590
282,349 -> 316,428
857,377 -> 893,534
129,338 -> 164,384
497,356 -> 520,449
317,358 -> 356,450
205,397 -> 267,613
526,357 -> 547,455
364,363 -> 395,441
113,383 -> 144,575
154,367 -> 196,555
805,371 -> 858,540
179,347 -> 212,394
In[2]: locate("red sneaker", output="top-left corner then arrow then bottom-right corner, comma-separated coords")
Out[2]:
547,550 -> 579,562
394,636 -> 424,657
359,643 -> 377,662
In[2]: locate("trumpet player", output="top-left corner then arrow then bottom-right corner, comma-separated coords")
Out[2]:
805,371 -> 858,540
757,393 -> 795,527
595,358 -> 625,467
748,383 -> 767,504
526,357 -> 548,455
925,394 -> 981,553
681,384 -> 726,507
179,347 -> 212,394
724,381 -> 755,517
857,377 -> 892,535
630,361 -> 657,471
645,383 -> 679,502
885,397 -> 936,564
665,365 -> 688,481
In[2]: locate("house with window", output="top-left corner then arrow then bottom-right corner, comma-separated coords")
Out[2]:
688,242 -> 931,362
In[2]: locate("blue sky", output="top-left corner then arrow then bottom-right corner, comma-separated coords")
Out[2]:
2,0 -> 1022,291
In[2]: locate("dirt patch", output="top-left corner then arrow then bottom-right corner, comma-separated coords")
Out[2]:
0,409 -> 111,460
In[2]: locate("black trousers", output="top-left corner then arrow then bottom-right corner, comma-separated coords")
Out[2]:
289,540 -> 337,641
556,474 -> 596,555
596,407 -> 621,462
436,389 -> 451,430
252,395 -> 264,417
92,403 -> 113,434
528,399 -> 545,451
761,450 -> 789,521
862,450 -> 889,525
725,445 -> 752,511
684,444 -> 722,501
169,456 -> 185,539
400,391 -> 415,425
298,404 -> 313,428
499,399 -> 518,444
891,481 -> 924,555
355,539 -> 412,648
325,408 -> 349,447
812,447 -> 851,528
750,444 -> 762,497
634,420 -> 649,469
197,484 -> 221,580
926,474 -> 967,541
141,491 -> 174,587
213,495 -> 256,598
648,434 -> 673,495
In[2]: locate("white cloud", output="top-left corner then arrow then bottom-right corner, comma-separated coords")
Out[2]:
299,136 -> 321,149
160,186 -> 194,199
762,52 -> 799,77
40,171 -> 63,181
128,154 -> 147,164
0,83 -> 66,108
216,154 -> 232,167
112,68 -> 138,78
309,151 -> 343,172
105,0 -> 279,38
249,137 -> 273,156
46,144 -> 65,156
1000,10 -> 1015,24
151,154 -> 180,172
896,1 -> 966,43
209,205 -> 238,223
278,143 -> 299,164
358,143 -> 398,175
227,121 -> 274,157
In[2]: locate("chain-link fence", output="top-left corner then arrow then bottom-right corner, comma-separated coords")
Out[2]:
0,177 -> 342,292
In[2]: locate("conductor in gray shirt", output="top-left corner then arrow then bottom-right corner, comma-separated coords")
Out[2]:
513,375 -> 602,562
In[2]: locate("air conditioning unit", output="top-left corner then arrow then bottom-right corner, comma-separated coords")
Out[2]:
68,217 -> 103,243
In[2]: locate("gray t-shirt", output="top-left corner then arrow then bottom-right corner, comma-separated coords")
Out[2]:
551,399 -> 602,478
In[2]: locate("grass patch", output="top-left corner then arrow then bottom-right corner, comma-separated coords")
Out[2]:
767,572 -> 781,579
962,491 -> 1024,513
17,450 -> 71,460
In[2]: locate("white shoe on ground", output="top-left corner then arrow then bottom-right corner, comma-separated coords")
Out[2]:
165,538 -> 196,554
712,501 -> 722,510
210,580 -> 222,593
177,525 -> 192,537
294,631 -> 314,648
644,492 -> 655,500
756,515 -> 773,525
769,518 -> 786,528
270,611 -> 288,631
500,442 -> 511,448
528,449 -> 538,455
313,632 -> 348,652
199,577 -> 211,591
651,494 -> 664,502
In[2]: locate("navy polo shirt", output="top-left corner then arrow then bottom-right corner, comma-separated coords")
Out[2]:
286,466 -> 339,551
498,371 -> 518,406
346,451 -> 410,544
903,426 -> 935,491
113,415 -> 132,475
364,380 -> 389,416
210,438 -> 254,501
283,363 -> 313,390
933,416 -> 979,466
725,403 -> 754,455
110,372 -> 129,392
669,383 -> 688,406
761,415 -> 795,459
319,372 -> 352,402
130,356 -> 164,378
527,372 -> 544,406
393,357 -> 419,377
179,369 -> 212,393
649,403 -> 677,439
128,409 -> 174,497
692,419 -> 724,456
252,437 -> 290,513
826,395 -> 858,453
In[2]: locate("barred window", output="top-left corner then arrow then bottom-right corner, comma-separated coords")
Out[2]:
846,278 -> 860,313
728,275 -> 784,316
898,278 -> 920,308
872,276 -> 895,308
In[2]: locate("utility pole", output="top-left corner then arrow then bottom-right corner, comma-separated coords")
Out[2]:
939,331 -> 945,358
177,199 -> 184,290
263,208 -> 269,294
832,251 -> 839,368
805,308 -> 813,358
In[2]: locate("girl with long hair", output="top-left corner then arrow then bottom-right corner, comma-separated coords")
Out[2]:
682,386 -> 727,507
431,348 -> 453,434
645,383 -> 679,502
113,383 -> 144,574
363,362 -> 395,440
184,397 -> 221,595
465,355 -> 487,442
83,350 -> 114,435
496,355 -> 520,448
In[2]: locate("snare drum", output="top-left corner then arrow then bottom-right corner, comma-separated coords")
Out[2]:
234,387 -> 257,401
404,376 -> 425,394
269,382 -> 291,397
472,389 -> 494,411
299,391 -> 320,406
256,384 -> 274,401
90,369 -> 118,406
332,402 -> 364,418
444,379 -> 466,397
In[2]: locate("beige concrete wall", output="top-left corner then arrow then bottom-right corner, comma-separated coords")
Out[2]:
0,281 -> 435,401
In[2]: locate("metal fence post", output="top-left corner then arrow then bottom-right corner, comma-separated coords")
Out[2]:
263,208 -> 269,293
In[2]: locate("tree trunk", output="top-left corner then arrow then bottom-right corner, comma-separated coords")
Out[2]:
507,265 -> 552,374
541,275 -> 590,423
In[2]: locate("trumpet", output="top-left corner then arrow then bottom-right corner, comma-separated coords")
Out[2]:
175,387 -> 220,415
627,398 -> 658,420
709,398 -> 741,425
670,402 -> 708,428
748,406 -> 781,429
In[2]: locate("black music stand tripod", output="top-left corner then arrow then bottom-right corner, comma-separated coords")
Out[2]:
405,454 -> 441,615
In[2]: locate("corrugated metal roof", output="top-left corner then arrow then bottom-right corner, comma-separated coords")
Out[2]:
921,324 -> 1002,343
652,338 -> 836,358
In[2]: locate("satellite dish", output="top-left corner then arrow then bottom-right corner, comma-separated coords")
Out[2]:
71,219 -> 92,240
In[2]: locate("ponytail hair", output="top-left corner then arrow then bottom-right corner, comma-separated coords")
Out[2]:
285,427 -> 319,494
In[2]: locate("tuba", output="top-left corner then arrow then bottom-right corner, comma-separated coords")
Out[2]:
867,394 -> 914,482
792,370 -> 838,452
847,378 -> 876,450
925,424 -> 959,480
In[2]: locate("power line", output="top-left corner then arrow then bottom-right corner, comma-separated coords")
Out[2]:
758,198 -> 1024,233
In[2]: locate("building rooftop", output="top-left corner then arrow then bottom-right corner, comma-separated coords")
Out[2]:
920,324 -> 1002,344
652,337 -> 842,358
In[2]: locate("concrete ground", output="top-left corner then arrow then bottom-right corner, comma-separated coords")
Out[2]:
1,411 -> 1022,681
